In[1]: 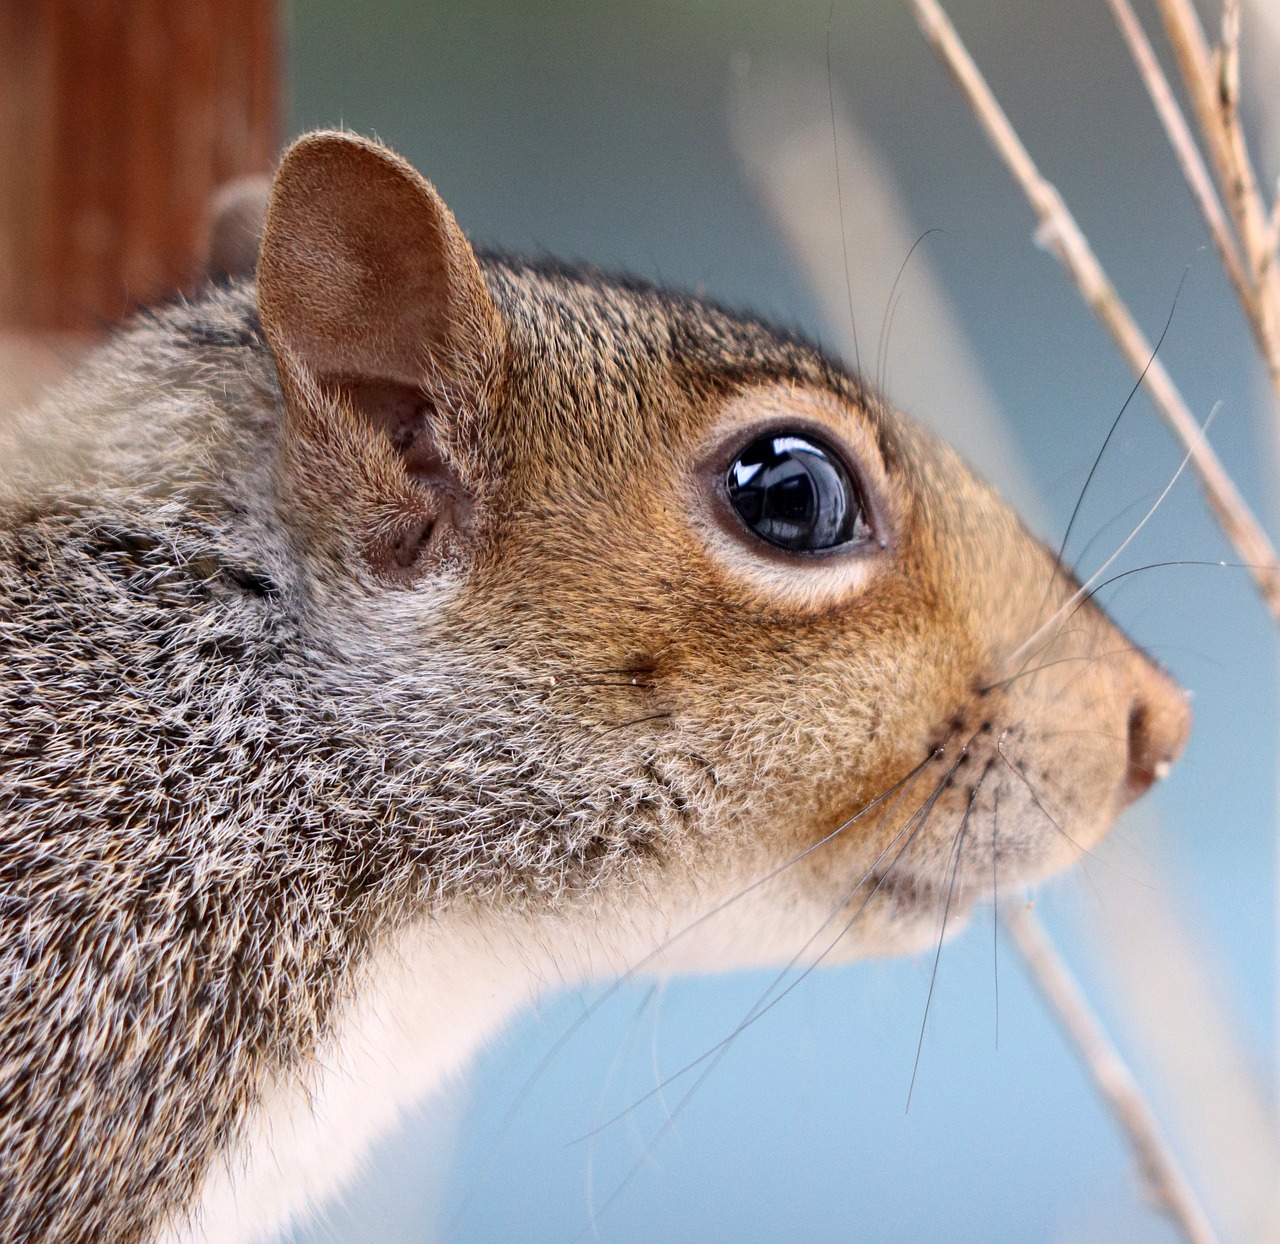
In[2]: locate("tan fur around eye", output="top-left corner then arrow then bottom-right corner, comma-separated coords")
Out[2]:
684,384 -> 902,614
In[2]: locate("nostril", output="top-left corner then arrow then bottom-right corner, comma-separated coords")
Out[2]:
1124,704 -> 1159,801
1120,673 -> 1191,807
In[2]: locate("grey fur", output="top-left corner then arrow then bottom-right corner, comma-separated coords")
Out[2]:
0,268 -> 824,1242
0,227 -> 1187,1243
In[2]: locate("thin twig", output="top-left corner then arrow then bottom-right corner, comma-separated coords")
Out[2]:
1220,0 -> 1240,108
1156,0 -> 1280,397
1004,903 -> 1223,1244
1103,0 -> 1253,321
909,0 -> 1280,623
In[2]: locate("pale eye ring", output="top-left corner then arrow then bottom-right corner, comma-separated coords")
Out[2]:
725,432 -> 871,553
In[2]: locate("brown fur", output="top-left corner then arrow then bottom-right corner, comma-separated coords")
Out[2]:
0,132 -> 1188,1242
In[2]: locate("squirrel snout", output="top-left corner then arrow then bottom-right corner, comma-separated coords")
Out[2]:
1119,657 -> 1191,807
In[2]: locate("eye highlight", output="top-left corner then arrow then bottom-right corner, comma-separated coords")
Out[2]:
726,432 -> 871,553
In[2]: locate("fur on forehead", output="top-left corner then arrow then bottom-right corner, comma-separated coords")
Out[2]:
254,130 -> 892,534
475,252 -> 890,483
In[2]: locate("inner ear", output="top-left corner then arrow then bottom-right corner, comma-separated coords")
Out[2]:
341,380 -> 449,484
255,131 -> 506,577
256,131 -> 504,401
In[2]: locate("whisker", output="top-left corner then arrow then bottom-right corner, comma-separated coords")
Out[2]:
995,741 -> 1082,857
585,983 -> 659,1236
992,788 -> 1000,1050
982,645 -> 1136,694
906,777 -> 981,1110
450,751 -> 943,1221
826,0 -> 861,376
877,229 -> 942,395
579,737 -> 989,1151
568,745 -> 970,1234
1076,557 -> 1254,607
1027,274 -> 1185,643
1009,400 -> 1220,668
1057,271 -> 1186,572
648,980 -> 672,1129
571,759 -> 955,1145
573,743 -> 975,1146
1024,557 -> 1254,688
993,742 -> 1133,903
1070,487 -> 1160,579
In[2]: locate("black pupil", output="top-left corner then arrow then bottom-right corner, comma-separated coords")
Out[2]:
726,434 -> 867,552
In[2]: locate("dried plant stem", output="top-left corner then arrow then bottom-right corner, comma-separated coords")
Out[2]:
1103,0 -> 1253,326
1155,0 -> 1280,399
1004,903 -> 1223,1244
910,0 -> 1280,623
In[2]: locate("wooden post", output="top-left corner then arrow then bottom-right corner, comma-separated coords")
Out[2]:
0,0 -> 280,333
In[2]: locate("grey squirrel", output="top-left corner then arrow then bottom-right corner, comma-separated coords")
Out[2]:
0,131 -> 1189,1244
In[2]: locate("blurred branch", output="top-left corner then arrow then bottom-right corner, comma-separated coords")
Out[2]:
908,3 -> 1280,1240
1103,0 -> 1254,334
1080,829 -> 1280,1244
909,0 -> 1280,624
1154,0 -> 1280,402
1005,903 -> 1222,1244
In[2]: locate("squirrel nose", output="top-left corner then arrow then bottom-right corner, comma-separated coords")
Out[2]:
1119,656 -> 1191,807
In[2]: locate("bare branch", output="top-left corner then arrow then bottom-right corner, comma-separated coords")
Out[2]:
1156,0 -> 1280,396
1221,0 -> 1241,119
1103,0 -> 1253,328
1004,903 -> 1223,1244
909,0 -> 1280,623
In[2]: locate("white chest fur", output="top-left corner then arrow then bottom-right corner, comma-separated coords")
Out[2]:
163,914 -> 552,1244
162,872 -> 830,1244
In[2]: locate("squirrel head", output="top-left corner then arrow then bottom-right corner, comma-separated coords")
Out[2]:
253,130 -> 1190,961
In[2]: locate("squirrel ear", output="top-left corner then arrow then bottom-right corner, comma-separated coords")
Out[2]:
256,132 -> 505,580
257,131 -> 503,400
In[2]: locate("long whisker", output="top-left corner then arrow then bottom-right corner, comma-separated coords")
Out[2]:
906,777 -> 980,1110
995,740 -> 1084,858
1025,274 -> 1184,649
648,980 -> 672,1129
1057,270 -> 1186,572
1024,557 -> 1255,688
991,788 -> 1000,1050
1069,487 -> 1160,581
998,557 -> 1254,714
827,0 -> 861,376
982,645 -> 1135,694
571,752 -> 963,1146
878,229 -> 943,394
1009,400 -> 1220,668
568,747 -> 969,1236
994,742 -> 1136,902
1072,558 -> 1254,610
585,983 -> 659,1235
449,751 -> 942,1222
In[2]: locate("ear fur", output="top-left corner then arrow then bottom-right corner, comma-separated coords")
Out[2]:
256,131 -> 505,581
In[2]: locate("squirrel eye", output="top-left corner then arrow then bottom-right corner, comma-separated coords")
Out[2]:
726,433 -> 870,553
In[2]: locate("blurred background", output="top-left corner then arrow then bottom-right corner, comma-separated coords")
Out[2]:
3,2 -> 1278,1241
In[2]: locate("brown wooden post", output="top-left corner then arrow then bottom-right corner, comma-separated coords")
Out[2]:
0,0 -> 280,333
